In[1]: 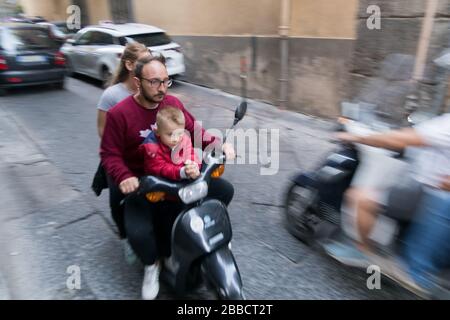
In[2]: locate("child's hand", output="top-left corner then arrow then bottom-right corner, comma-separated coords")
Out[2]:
184,160 -> 200,179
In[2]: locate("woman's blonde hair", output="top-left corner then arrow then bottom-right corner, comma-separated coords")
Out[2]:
110,42 -> 149,86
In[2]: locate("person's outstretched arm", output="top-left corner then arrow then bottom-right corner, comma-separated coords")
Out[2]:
337,128 -> 427,151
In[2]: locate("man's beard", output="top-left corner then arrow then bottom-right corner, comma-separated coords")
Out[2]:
140,85 -> 165,104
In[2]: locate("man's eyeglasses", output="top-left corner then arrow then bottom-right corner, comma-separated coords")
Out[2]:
140,77 -> 173,88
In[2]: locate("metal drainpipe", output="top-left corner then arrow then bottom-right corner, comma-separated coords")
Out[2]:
413,0 -> 439,82
127,0 -> 135,23
279,0 -> 291,110
405,0 -> 439,116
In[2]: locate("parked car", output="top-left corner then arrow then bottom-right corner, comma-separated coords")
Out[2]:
61,23 -> 185,86
0,23 -> 67,95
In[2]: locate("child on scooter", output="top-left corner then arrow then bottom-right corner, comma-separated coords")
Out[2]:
140,106 -> 202,181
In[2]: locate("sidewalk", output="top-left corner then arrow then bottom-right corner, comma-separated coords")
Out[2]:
0,106 -> 98,299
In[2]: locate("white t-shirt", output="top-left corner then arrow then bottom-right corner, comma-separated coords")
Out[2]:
412,113 -> 450,188
97,83 -> 133,112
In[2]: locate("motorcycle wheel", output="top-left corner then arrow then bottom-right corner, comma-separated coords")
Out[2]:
284,182 -> 321,245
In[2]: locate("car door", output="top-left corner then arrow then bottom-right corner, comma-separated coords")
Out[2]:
70,30 -> 94,74
83,31 -> 115,79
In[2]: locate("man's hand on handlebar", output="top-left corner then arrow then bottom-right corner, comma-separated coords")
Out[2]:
119,177 -> 140,194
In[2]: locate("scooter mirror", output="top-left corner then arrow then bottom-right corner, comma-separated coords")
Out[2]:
233,101 -> 247,125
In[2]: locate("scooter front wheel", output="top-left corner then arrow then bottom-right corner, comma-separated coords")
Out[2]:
285,182 -> 320,245
201,246 -> 245,300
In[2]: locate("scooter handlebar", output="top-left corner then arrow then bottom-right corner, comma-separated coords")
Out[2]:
136,151 -> 227,196
137,175 -> 189,196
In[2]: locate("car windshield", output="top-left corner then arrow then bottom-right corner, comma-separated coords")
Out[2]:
124,32 -> 172,47
5,28 -> 56,51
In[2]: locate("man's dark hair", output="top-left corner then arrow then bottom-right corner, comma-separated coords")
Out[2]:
134,55 -> 166,79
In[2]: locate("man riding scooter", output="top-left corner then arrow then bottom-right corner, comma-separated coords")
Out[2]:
325,112 -> 450,296
100,55 -> 236,300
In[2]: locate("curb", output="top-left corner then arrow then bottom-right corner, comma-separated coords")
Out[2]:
0,105 -> 96,300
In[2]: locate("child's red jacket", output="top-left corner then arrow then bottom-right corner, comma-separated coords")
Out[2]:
140,131 -> 202,180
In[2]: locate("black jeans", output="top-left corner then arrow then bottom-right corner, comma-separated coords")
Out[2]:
124,178 -> 234,266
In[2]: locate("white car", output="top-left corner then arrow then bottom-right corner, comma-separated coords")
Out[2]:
61,23 -> 185,86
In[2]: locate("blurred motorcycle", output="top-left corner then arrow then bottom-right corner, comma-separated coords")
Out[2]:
284,103 -> 450,299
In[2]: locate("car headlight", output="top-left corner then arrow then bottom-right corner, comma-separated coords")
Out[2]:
178,181 -> 208,204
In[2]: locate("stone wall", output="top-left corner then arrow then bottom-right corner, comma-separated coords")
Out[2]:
348,0 -> 450,124
173,36 -> 354,118
18,0 -> 360,118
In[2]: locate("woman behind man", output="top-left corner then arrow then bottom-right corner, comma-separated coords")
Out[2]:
97,42 -> 151,138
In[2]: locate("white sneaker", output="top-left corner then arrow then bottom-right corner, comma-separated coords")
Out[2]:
142,262 -> 161,300
122,239 -> 137,265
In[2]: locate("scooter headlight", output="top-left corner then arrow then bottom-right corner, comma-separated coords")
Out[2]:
178,181 -> 208,204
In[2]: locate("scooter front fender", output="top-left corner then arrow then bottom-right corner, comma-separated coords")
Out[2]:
201,246 -> 244,300
170,199 -> 233,295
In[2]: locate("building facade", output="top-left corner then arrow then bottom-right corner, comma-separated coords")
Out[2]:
17,0 -> 393,118
0,0 -> 20,19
